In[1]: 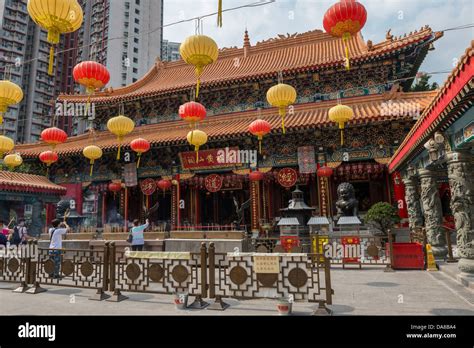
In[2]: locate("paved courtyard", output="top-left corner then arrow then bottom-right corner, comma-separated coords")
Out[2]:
1,267 -> 473,316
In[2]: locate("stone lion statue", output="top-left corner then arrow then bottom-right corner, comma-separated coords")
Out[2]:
334,182 -> 359,221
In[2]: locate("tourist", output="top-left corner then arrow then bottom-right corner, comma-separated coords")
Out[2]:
1,220 -> 10,237
129,218 -> 149,251
48,219 -> 71,279
12,219 -> 28,246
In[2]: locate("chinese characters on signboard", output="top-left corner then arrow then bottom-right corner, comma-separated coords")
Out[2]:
253,255 -> 280,273
180,147 -> 240,170
277,168 -> 298,188
123,163 -> 138,187
297,146 -> 316,174
204,174 -> 223,192
140,178 -> 156,196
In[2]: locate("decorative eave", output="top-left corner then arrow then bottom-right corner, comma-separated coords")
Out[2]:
389,40 -> 474,173
0,171 -> 67,195
17,91 -> 437,158
58,27 -> 440,105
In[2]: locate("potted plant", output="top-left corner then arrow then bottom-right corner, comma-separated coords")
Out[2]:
365,202 -> 400,238
277,297 -> 292,315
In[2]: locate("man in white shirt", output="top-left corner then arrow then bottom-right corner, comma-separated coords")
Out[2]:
49,219 -> 71,279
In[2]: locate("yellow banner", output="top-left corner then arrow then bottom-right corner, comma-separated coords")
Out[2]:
126,251 -> 191,260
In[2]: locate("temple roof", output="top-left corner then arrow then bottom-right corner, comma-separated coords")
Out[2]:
59,26 -> 441,104
389,40 -> 474,173
0,171 -> 67,195
17,91 -> 437,157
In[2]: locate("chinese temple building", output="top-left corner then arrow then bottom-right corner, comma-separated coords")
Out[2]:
16,26 -> 443,235
0,171 -> 66,235
389,41 -> 473,275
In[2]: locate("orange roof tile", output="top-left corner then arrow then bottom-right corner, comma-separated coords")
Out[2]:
0,171 -> 67,194
389,40 -> 474,172
59,27 -> 441,104
17,91 -> 437,157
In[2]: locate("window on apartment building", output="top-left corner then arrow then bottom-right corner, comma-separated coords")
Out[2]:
135,0 -> 140,5
133,57 -> 138,63
133,47 -> 138,53
135,9 -> 140,14
133,78 -> 137,82
133,68 -> 137,73
134,38 -> 139,43
125,2 -> 130,9
134,28 -> 139,34
134,18 -> 139,24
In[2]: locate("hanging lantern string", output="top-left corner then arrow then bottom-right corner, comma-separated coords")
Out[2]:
217,0 -> 223,27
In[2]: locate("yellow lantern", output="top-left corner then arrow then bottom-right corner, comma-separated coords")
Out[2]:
107,115 -> 135,160
0,80 -> 23,125
179,35 -> 219,98
0,135 -> 14,159
3,153 -> 22,170
328,104 -> 354,146
27,0 -> 83,75
187,129 -> 207,161
266,83 -> 297,134
83,145 -> 102,177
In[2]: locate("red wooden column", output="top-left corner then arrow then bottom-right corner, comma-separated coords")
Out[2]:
101,192 -> 107,226
124,187 -> 129,232
250,181 -> 260,233
171,181 -> 177,228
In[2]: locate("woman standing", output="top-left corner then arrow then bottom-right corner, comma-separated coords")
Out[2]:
129,218 -> 149,251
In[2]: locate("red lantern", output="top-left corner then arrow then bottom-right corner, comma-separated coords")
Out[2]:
130,138 -> 150,168
39,151 -> 58,167
323,0 -> 367,70
249,119 -> 271,154
73,61 -> 110,93
108,182 -> 122,193
179,101 -> 206,126
41,127 -> 67,149
157,179 -> 172,197
317,166 -> 334,178
108,182 -> 122,200
249,170 -> 264,182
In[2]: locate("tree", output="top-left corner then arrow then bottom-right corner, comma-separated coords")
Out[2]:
365,202 -> 401,235
410,74 -> 439,92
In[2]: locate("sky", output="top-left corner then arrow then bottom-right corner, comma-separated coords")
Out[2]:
162,0 -> 474,85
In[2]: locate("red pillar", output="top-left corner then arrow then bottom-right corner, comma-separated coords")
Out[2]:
392,172 -> 408,225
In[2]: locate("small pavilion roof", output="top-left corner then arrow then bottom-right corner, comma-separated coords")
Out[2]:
0,171 -> 67,195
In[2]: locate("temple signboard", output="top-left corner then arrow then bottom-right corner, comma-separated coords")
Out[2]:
277,168 -> 298,188
204,174 -> 223,192
179,147 -> 242,170
123,163 -> 138,187
140,178 -> 156,196
297,146 -> 316,174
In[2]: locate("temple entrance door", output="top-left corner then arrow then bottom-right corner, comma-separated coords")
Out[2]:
199,189 -> 248,226
352,182 -> 371,212
369,180 -> 385,206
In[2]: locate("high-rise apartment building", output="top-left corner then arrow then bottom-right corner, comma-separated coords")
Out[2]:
0,0 -> 53,143
0,0 -> 164,142
161,39 -> 181,62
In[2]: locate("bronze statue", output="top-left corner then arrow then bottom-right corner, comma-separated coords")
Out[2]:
334,183 -> 359,221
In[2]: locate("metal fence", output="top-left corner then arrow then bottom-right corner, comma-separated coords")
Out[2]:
247,235 -> 391,268
0,240 -> 333,314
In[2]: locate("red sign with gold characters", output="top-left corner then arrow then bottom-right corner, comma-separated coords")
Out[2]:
140,178 -> 156,196
204,174 -> 223,192
277,168 -> 298,188
179,147 -> 240,170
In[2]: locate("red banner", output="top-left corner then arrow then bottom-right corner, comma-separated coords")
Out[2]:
140,178 -> 156,196
277,168 -> 298,188
392,172 -> 408,220
179,147 -> 240,170
205,174 -> 223,192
